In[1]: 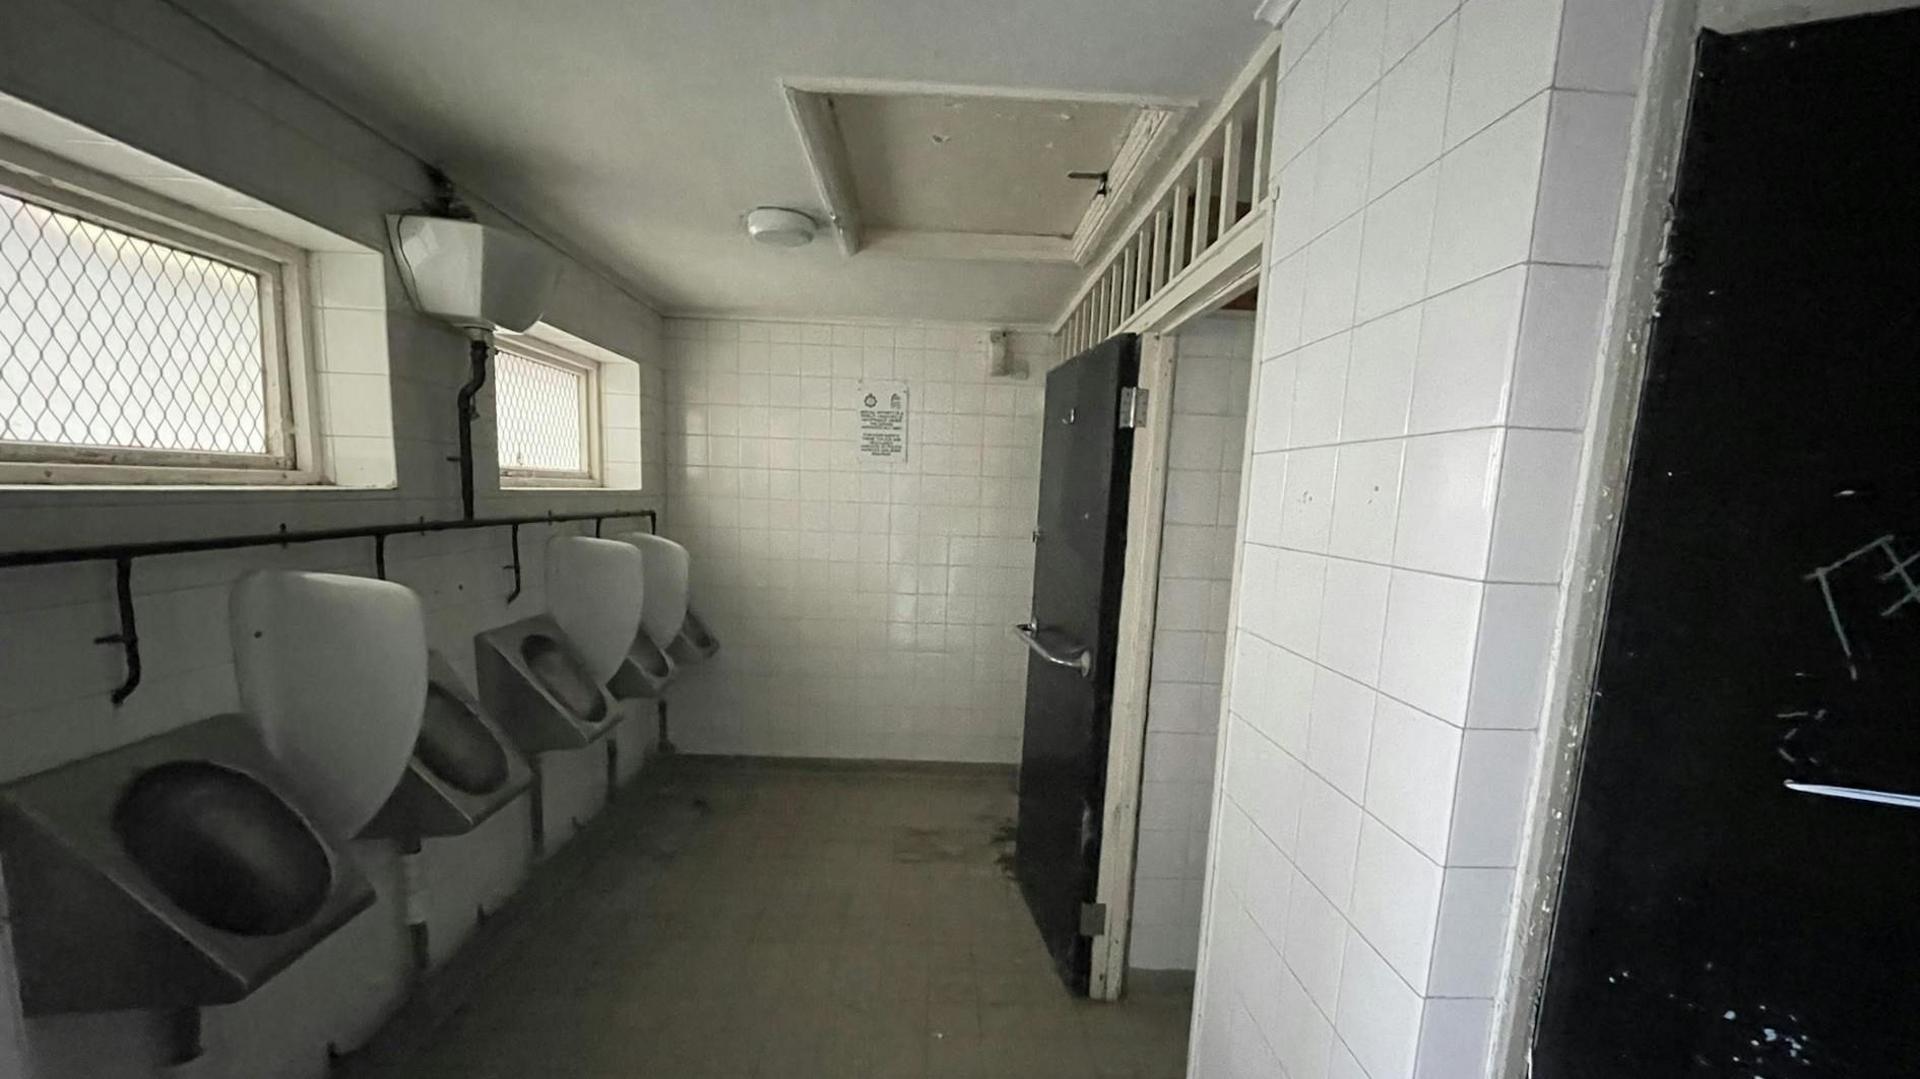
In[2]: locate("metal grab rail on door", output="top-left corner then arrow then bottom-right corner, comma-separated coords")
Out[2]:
1012,622 -> 1093,678
1784,781 -> 1920,809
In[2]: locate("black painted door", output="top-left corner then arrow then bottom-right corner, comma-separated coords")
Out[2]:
1014,333 -> 1138,994
1534,11 -> 1920,1077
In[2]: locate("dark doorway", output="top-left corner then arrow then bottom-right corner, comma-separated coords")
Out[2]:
1533,9 -> 1920,1077
1013,333 -> 1139,994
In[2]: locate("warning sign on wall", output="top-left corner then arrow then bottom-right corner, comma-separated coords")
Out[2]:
856,381 -> 909,462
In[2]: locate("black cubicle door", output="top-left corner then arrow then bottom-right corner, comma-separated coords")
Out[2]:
1534,9 -> 1920,1077
1013,333 -> 1136,994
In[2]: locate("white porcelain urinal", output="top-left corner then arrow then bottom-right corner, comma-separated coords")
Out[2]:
616,532 -> 690,648
545,535 -> 646,683
231,571 -> 429,838
605,532 -> 690,699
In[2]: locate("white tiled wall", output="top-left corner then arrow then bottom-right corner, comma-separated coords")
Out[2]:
0,2 -> 667,1077
1192,0 -> 1650,1076
658,318 -> 1049,762
1130,314 -> 1254,973
601,354 -> 651,491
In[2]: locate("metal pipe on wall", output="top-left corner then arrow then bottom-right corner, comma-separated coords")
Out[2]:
0,509 -> 657,705
454,336 -> 493,521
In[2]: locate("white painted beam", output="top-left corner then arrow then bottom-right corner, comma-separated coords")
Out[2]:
862,228 -> 1077,263
781,84 -> 863,257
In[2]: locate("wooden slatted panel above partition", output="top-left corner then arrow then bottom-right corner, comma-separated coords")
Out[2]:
1051,38 -> 1279,353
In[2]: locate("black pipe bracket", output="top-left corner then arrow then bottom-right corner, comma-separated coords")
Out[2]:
504,523 -> 524,604
92,557 -> 141,706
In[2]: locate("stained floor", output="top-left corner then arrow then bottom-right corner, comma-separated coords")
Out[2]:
354,757 -> 1193,1078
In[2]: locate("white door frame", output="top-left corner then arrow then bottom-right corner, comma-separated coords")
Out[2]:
1087,234 -> 1266,1001
1489,0 -> 1920,1072
1087,330 -> 1176,1001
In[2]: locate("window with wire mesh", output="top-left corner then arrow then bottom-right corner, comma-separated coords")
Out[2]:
495,344 -> 595,482
0,187 -> 283,468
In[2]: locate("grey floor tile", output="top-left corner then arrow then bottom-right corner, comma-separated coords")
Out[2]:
351,758 -> 1194,1079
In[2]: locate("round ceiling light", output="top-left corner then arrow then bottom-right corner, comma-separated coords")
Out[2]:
745,207 -> 817,248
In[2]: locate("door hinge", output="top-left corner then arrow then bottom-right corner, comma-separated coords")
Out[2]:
1079,901 -> 1109,938
1118,386 -> 1147,429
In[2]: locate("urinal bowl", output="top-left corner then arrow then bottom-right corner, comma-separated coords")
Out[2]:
0,714 -> 375,1015
230,569 -> 428,841
608,630 -> 678,700
665,607 -> 721,666
361,652 -> 535,840
474,615 -> 620,754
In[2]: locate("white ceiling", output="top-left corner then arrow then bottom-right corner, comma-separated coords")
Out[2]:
836,93 -> 1137,237
177,0 -> 1265,325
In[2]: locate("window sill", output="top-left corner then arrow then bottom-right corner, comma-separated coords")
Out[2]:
499,481 -> 605,491
0,458 -> 329,486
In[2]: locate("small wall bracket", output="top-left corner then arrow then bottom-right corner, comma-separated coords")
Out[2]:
1068,170 -> 1112,198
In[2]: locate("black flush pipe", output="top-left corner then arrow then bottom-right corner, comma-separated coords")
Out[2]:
91,557 -> 139,705
504,523 -> 524,604
454,336 -> 492,521
0,509 -> 656,706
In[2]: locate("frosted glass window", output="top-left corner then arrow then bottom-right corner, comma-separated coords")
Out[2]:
0,188 -> 285,467
495,344 -> 594,482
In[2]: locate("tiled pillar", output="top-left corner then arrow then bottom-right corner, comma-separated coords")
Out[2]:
1192,0 -> 1651,1076
1131,315 -> 1254,972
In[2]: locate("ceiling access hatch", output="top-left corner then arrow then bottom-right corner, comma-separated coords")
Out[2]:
840,94 -> 1135,236
783,79 -> 1191,266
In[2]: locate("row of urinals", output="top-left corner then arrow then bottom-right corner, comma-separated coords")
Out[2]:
0,530 -> 715,1023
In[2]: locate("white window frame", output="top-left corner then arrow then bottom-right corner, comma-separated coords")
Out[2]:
492,334 -> 603,489
0,148 -> 319,486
